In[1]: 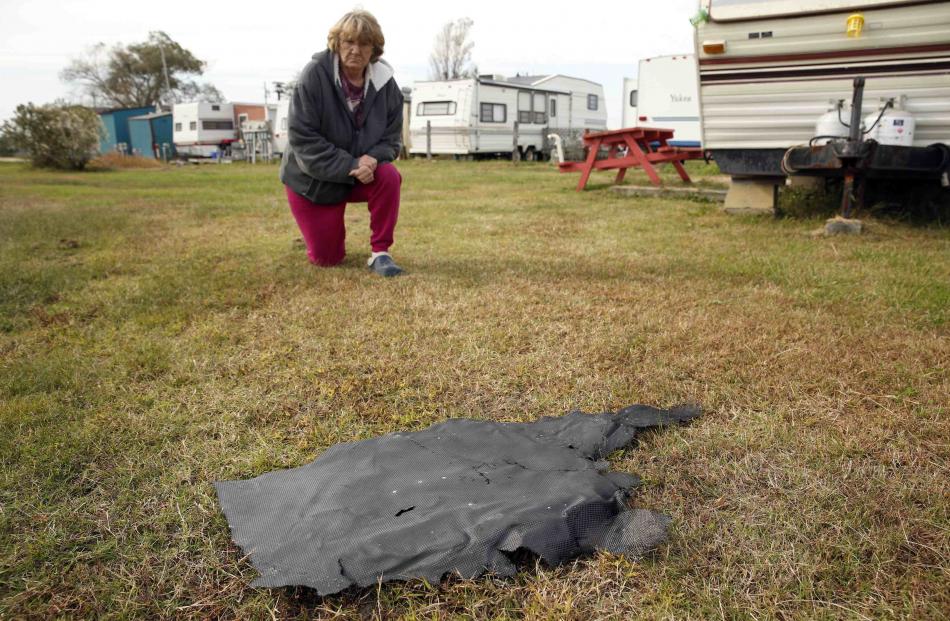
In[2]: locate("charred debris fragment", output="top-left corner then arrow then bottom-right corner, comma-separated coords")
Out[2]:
216,403 -> 700,595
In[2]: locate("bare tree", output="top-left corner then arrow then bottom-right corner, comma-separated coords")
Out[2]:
428,18 -> 476,80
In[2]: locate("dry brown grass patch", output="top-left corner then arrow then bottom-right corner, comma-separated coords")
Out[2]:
87,152 -> 164,171
0,159 -> 947,619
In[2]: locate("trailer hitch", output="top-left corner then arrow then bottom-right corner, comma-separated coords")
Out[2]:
836,78 -> 865,217
782,76 -> 950,217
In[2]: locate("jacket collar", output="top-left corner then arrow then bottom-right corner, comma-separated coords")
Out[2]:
325,50 -> 395,94
313,49 -> 393,127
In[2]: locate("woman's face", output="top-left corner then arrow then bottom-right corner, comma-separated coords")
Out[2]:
339,36 -> 373,74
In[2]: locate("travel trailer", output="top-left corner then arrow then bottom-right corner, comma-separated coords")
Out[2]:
272,99 -> 290,155
401,86 -> 412,157
695,0 -> 950,179
173,101 -> 273,158
622,55 -> 701,146
409,74 -> 607,159
173,102 -> 238,157
621,78 -> 638,128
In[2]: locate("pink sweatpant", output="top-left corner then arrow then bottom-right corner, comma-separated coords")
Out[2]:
285,162 -> 401,266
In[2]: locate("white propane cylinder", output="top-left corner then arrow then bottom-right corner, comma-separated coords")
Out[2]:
814,103 -> 852,144
866,101 -> 915,147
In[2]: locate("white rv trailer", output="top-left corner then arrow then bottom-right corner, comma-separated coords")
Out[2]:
625,55 -> 702,146
272,99 -> 290,155
695,0 -> 950,178
172,102 -> 238,157
409,74 -> 607,158
622,78 -> 638,128
401,86 -> 412,157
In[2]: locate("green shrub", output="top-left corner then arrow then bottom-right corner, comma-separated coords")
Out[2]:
0,125 -> 18,156
2,102 -> 102,170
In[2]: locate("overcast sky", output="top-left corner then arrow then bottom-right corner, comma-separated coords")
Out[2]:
0,0 -> 698,128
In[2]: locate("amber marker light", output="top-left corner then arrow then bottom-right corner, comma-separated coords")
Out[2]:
702,40 -> 726,54
847,13 -> 865,37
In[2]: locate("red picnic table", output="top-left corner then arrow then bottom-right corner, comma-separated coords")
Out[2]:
558,127 -> 704,191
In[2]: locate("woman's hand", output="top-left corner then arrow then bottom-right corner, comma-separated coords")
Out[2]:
358,154 -> 378,172
349,164 -> 375,184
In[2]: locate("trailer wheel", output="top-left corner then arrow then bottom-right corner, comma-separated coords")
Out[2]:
524,147 -> 536,162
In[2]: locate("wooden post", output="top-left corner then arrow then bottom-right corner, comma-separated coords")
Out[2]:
426,120 -> 432,160
512,121 -> 520,163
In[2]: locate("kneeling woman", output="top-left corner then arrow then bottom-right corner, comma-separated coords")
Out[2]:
280,10 -> 405,277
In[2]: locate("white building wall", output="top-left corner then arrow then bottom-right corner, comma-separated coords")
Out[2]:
533,76 -> 607,130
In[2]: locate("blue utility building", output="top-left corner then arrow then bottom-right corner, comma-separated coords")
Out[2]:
98,106 -> 155,153
128,112 -> 175,159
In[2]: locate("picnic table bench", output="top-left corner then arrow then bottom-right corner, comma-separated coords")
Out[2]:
558,127 -> 704,191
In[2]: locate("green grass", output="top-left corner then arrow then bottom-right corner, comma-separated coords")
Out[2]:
0,159 -> 947,619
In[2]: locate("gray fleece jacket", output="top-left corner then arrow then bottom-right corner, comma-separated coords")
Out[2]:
279,49 -> 403,204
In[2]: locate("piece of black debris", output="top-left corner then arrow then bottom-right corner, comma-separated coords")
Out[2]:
215,403 -> 700,594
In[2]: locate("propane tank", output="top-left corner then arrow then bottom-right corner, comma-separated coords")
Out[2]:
865,97 -> 915,147
814,100 -> 852,144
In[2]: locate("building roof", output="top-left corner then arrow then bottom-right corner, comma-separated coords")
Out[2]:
498,73 -> 603,89
532,74 -> 602,88
97,105 -> 155,116
412,73 -> 600,94
476,77 -> 569,95
129,112 -> 172,121
505,75 -> 548,85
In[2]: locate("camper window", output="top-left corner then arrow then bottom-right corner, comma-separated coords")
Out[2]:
587,94 -> 598,111
518,91 -> 532,112
189,121 -> 197,131
533,93 -> 545,113
174,122 -> 182,132
517,110 -> 546,124
629,90 -> 638,107
211,104 -> 220,111
550,99 -> 557,117
417,101 -> 457,116
480,103 -> 506,123
203,120 -> 234,130
517,92 -> 546,124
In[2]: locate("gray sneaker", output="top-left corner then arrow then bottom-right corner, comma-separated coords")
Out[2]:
368,254 -> 403,277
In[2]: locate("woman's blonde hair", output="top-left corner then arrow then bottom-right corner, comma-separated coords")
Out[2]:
327,10 -> 385,62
